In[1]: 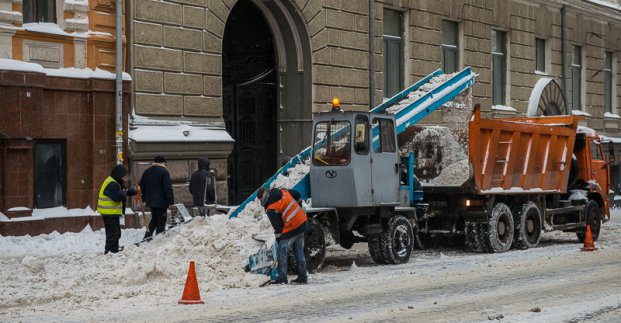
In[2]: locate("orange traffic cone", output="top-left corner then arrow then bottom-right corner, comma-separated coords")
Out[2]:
580,225 -> 597,252
179,261 -> 204,304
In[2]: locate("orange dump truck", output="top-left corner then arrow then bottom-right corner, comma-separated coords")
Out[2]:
405,104 -> 613,252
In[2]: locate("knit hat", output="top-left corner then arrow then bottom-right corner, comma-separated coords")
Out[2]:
257,187 -> 270,207
154,155 -> 167,163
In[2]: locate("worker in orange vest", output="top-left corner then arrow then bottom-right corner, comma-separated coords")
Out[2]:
258,187 -> 308,284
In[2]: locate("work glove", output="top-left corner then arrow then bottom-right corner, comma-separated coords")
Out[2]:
127,187 -> 137,196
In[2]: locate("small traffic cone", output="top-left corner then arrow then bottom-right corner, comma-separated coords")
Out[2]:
580,225 -> 597,252
178,261 -> 204,304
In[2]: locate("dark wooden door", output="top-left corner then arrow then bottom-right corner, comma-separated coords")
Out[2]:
224,70 -> 277,204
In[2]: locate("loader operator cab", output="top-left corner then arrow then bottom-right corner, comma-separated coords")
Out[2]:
310,110 -> 401,208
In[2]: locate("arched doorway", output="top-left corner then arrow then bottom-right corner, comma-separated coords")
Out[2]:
223,1 -> 276,204
223,0 -> 312,205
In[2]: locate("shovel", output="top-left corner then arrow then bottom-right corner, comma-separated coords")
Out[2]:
134,188 -> 150,235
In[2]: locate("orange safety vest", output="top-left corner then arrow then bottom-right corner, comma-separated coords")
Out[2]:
267,189 -> 307,235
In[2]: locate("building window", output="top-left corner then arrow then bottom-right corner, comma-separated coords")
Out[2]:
23,0 -> 57,24
536,38 -> 546,73
383,9 -> 403,98
492,30 -> 507,106
442,20 -> 459,74
34,141 -> 66,209
605,51 -> 614,113
572,46 -> 583,110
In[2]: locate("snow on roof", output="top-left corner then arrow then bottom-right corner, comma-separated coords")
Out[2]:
577,125 -> 598,137
604,112 -> 621,119
0,59 -> 45,73
0,59 -> 132,81
492,105 -> 517,112
129,123 -> 234,143
46,67 -> 132,81
586,0 -> 621,10
572,109 -> 592,117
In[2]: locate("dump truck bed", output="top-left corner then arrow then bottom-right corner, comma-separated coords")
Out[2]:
402,106 -> 582,195
469,106 -> 581,195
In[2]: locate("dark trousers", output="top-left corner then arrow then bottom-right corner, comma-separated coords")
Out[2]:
145,207 -> 167,238
102,215 -> 121,253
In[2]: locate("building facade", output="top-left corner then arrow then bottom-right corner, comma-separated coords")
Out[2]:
0,0 -> 130,235
129,0 -> 621,206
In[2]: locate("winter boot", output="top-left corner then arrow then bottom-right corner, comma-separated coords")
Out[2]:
291,276 -> 307,284
271,277 -> 288,285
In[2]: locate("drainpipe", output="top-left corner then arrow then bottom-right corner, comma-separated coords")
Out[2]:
369,0 -> 376,108
561,5 -> 569,110
115,0 -> 123,165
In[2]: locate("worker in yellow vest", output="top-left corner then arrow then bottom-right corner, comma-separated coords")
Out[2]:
97,164 -> 137,254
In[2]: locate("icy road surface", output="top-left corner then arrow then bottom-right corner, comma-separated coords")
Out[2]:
2,210 -> 621,322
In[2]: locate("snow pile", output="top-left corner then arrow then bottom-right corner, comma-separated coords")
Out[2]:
271,159 -> 310,189
0,212 -> 275,312
400,126 -> 470,186
385,72 -> 458,114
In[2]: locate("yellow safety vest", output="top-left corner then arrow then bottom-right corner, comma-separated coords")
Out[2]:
97,176 -> 123,216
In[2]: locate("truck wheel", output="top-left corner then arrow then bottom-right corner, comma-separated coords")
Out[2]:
482,203 -> 514,253
465,222 -> 485,252
512,201 -> 542,249
379,215 -> 414,264
577,200 -> 602,242
368,235 -> 387,264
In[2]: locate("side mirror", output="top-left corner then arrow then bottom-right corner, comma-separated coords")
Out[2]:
608,142 -> 615,166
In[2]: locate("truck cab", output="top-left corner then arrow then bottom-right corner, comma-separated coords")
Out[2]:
310,111 -> 400,207
308,110 -> 417,265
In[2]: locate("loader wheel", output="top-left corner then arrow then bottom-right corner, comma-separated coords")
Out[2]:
465,222 -> 485,252
577,200 -> 602,243
304,219 -> 326,273
512,201 -> 542,249
368,235 -> 387,264
379,215 -> 414,264
289,219 -> 326,274
482,203 -> 514,253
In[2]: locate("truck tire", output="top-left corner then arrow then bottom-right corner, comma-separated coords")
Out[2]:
379,215 -> 414,264
576,200 -> 602,243
512,201 -> 542,249
465,222 -> 485,252
290,219 -> 326,274
368,235 -> 387,264
482,203 -> 514,253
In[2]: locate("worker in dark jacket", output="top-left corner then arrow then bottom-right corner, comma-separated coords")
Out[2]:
257,187 -> 308,284
97,164 -> 136,254
139,155 -> 175,239
189,157 -> 215,217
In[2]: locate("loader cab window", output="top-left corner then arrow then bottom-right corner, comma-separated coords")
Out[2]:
312,121 -> 351,166
372,118 -> 396,153
591,141 -> 603,160
354,115 -> 369,155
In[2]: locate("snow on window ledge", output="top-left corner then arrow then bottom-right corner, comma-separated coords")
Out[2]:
492,105 -> 517,112
572,109 -> 592,117
604,112 -> 621,119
